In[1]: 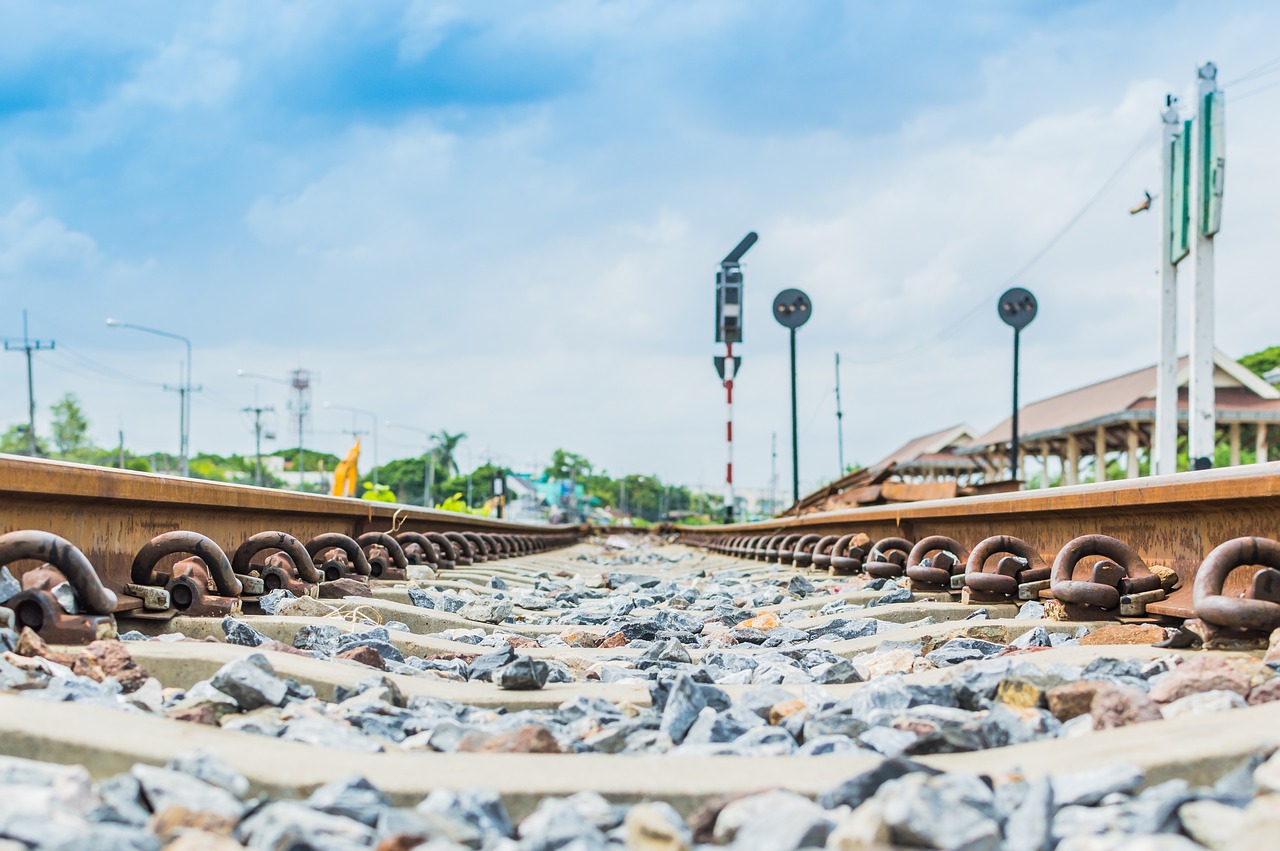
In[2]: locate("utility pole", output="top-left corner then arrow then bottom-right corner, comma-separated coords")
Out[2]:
107,319 -> 195,476
834,352 -> 845,474
243,403 -> 275,486
163,361 -> 202,473
769,431 -> 777,515
3,310 -> 55,456
1155,96 -> 1186,476
117,429 -> 125,468
1190,62 -> 1224,471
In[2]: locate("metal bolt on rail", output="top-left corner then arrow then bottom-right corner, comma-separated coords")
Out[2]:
131,531 -> 243,618
232,531 -> 321,599
864,537 -> 913,579
1193,537 -> 1280,639
0,530 -> 118,644
905,536 -> 970,591
1050,534 -> 1166,614
963,535 -> 1052,601
304,534 -> 372,585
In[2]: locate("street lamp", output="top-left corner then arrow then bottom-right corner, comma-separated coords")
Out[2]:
107,318 -> 194,477
387,421 -> 435,507
324,402 -> 379,487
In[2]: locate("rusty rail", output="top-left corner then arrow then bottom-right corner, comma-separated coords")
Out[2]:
679,463 -> 1280,625
0,455 -> 582,600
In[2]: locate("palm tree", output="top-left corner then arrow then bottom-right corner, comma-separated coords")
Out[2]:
431,430 -> 467,477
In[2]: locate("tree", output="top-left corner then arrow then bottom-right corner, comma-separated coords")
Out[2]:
544,449 -> 592,482
431,431 -> 467,477
1240,345 -> 1280,381
50,394 -> 89,457
0,424 -> 46,456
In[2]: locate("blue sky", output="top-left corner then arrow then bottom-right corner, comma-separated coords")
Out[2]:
2,1 -> 1280,494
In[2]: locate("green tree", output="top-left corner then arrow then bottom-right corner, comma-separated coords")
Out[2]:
49,394 -> 90,457
431,431 -> 467,478
544,449 -> 593,481
0,424 -> 46,456
1240,345 -> 1280,380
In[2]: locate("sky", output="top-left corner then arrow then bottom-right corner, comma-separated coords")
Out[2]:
2,0 -> 1280,496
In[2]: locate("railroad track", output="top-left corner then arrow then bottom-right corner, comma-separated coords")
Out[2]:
1,454 -> 1279,849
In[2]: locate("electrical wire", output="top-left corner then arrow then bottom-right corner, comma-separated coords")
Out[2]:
1232,76 -> 1280,103
1221,55 -> 1280,89
842,125 -> 1153,367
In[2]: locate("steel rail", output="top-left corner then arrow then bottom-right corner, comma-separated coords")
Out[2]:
0,455 -> 580,598
678,463 -> 1280,617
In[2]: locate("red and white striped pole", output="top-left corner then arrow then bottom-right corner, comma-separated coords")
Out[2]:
724,341 -> 735,521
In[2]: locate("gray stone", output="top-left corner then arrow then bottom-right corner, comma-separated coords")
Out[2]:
1160,689 -> 1247,719
209,653 -> 287,710
818,757 -> 942,810
925,638 -> 1006,667
237,799 -> 374,848
88,774 -> 151,827
468,646 -> 517,681
858,726 -> 917,758
282,716 -> 384,753
257,589 -> 296,615
131,763 -> 245,819
659,674 -> 707,744
50,582 -> 82,615
869,587 -> 913,607
0,568 -> 20,604
1017,601 -> 1046,619
407,587 -> 436,608
522,795 -> 609,849
416,788 -> 513,842
165,749 -> 250,798
879,772 -> 1000,851
726,790 -> 832,849
306,774 -> 390,826
221,616 -> 267,647
496,656 -> 551,691
293,624 -> 343,655
1004,777 -> 1053,851
1052,764 -> 1143,807
1010,626 -> 1053,649
459,597 -> 514,624
816,659 -> 864,685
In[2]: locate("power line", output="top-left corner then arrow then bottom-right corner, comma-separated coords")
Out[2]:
1221,54 -> 1280,88
1232,76 -> 1280,103
843,125 -> 1152,367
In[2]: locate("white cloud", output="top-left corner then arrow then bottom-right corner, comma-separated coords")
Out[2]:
0,200 -> 102,277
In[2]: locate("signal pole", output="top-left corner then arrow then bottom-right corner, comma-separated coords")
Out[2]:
1190,62 -> 1224,471
769,431 -> 777,516
3,310 -> 54,456
1154,97 -> 1184,476
713,232 -> 758,523
834,352 -> 845,474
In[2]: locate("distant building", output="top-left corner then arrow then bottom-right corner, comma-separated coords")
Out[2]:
788,350 -> 1280,513
959,350 -> 1280,485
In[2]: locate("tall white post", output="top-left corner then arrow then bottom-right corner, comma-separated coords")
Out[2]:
1155,102 -> 1181,476
724,343 -> 735,519
1189,62 -> 1221,470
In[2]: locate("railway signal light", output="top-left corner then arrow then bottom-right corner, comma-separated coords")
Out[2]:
998,287 -> 1037,483
773,288 -> 812,507
714,232 -> 758,524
